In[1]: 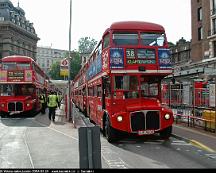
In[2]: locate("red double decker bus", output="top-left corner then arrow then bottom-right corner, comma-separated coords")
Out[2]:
0,55 -> 49,117
72,21 -> 174,142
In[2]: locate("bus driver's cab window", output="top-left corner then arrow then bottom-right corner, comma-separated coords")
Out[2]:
114,75 -> 139,99
114,76 -> 123,90
141,76 -> 159,98
114,76 -> 123,99
0,84 -> 14,96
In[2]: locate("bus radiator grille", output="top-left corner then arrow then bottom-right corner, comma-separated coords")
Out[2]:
131,112 -> 145,131
16,102 -> 23,111
8,102 -> 23,112
130,111 -> 160,131
146,111 -> 160,129
8,102 -> 15,111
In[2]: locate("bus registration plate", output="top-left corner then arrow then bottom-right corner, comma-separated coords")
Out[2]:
138,130 -> 154,135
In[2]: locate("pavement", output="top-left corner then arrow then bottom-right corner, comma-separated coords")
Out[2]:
172,123 -> 216,152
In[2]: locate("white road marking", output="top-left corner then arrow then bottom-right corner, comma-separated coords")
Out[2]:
23,129 -> 34,168
205,154 -> 216,159
171,140 -> 191,146
32,119 -> 78,141
101,146 -> 130,168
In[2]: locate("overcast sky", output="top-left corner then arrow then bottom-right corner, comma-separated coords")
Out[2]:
10,0 -> 191,51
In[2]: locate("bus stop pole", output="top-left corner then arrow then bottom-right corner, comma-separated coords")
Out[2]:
68,0 -> 72,123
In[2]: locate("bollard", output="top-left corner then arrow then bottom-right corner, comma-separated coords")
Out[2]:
78,126 -> 102,169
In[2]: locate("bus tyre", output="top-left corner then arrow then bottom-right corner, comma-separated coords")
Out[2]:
1,112 -> 8,118
160,126 -> 172,140
104,116 -> 117,143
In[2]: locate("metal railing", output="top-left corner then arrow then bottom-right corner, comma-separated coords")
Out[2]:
162,84 -> 216,133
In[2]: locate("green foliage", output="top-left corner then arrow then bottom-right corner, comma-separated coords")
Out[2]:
78,37 -> 97,54
48,51 -> 81,80
48,61 -> 63,80
49,36 -> 97,80
168,42 -> 175,48
69,51 -> 82,80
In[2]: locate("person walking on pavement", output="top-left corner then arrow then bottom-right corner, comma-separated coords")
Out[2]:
57,91 -> 63,104
47,91 -> 60,122
39,90 -> 47,114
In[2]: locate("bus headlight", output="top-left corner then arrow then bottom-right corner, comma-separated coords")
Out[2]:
1,103 -> 5,108
164,113 -> 170,120
26,103 -> 30,107
117,115 -> 123,122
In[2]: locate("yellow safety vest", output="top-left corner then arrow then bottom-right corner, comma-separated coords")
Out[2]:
48,94 -> 58,108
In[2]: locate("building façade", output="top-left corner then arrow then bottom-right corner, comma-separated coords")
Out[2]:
0,0 -> 39,61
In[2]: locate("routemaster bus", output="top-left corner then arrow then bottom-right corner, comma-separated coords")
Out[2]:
0,55 -> 49,117
72,21 -> 174,142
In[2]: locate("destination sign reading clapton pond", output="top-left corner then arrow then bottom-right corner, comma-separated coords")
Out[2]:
8,70 -> 24,82
126,48 -> 156,64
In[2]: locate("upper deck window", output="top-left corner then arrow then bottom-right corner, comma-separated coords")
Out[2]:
2,63 -> 16,70
2,62 -> 30,70
141,33 -> 165,46
113,32 -> 138,46
17,63 -> 30,70
103,34 -> 110,48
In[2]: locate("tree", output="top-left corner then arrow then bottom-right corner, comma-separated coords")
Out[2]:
78,37 -> 97,54
49,36 -> 97,80
48,61 -> 63,80
48,51 -> 82,80
168,42 -> 175,48
69,51 -> 82,79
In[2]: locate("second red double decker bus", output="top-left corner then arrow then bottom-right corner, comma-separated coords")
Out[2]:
0,55 -> 49,117
72,21 -> 174,142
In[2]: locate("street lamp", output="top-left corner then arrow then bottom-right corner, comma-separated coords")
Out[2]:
68,0 -> 72,123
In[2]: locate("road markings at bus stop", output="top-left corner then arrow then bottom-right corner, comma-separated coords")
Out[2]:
189,140 -> 215,153
33,119 -> 78,141
171,140 -> 192,146
101,145 -> 129,168
23,129 -> 35,169
205,154 -> 216,159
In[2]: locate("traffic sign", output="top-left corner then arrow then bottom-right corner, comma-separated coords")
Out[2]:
61,59 -> 69,67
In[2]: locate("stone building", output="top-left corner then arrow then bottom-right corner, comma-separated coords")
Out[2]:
36,46 -> 67,74
166,0 -> 216,82
0,0 -> 39,60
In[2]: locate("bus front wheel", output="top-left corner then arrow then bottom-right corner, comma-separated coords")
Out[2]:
104,115 -> 117,143
159,126 -> 172,140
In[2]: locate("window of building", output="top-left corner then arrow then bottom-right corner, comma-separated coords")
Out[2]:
47,59 -> 49,67
198,27 -> 203,40
213,0 -> 216,14
197,7 -> 202,21
213,18 -> 216,35
213,41 -> 216,57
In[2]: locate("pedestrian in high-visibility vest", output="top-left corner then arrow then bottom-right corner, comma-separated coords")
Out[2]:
47,91 -> 60,122
39,92 -> 46,114
57,91 -> 62,104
